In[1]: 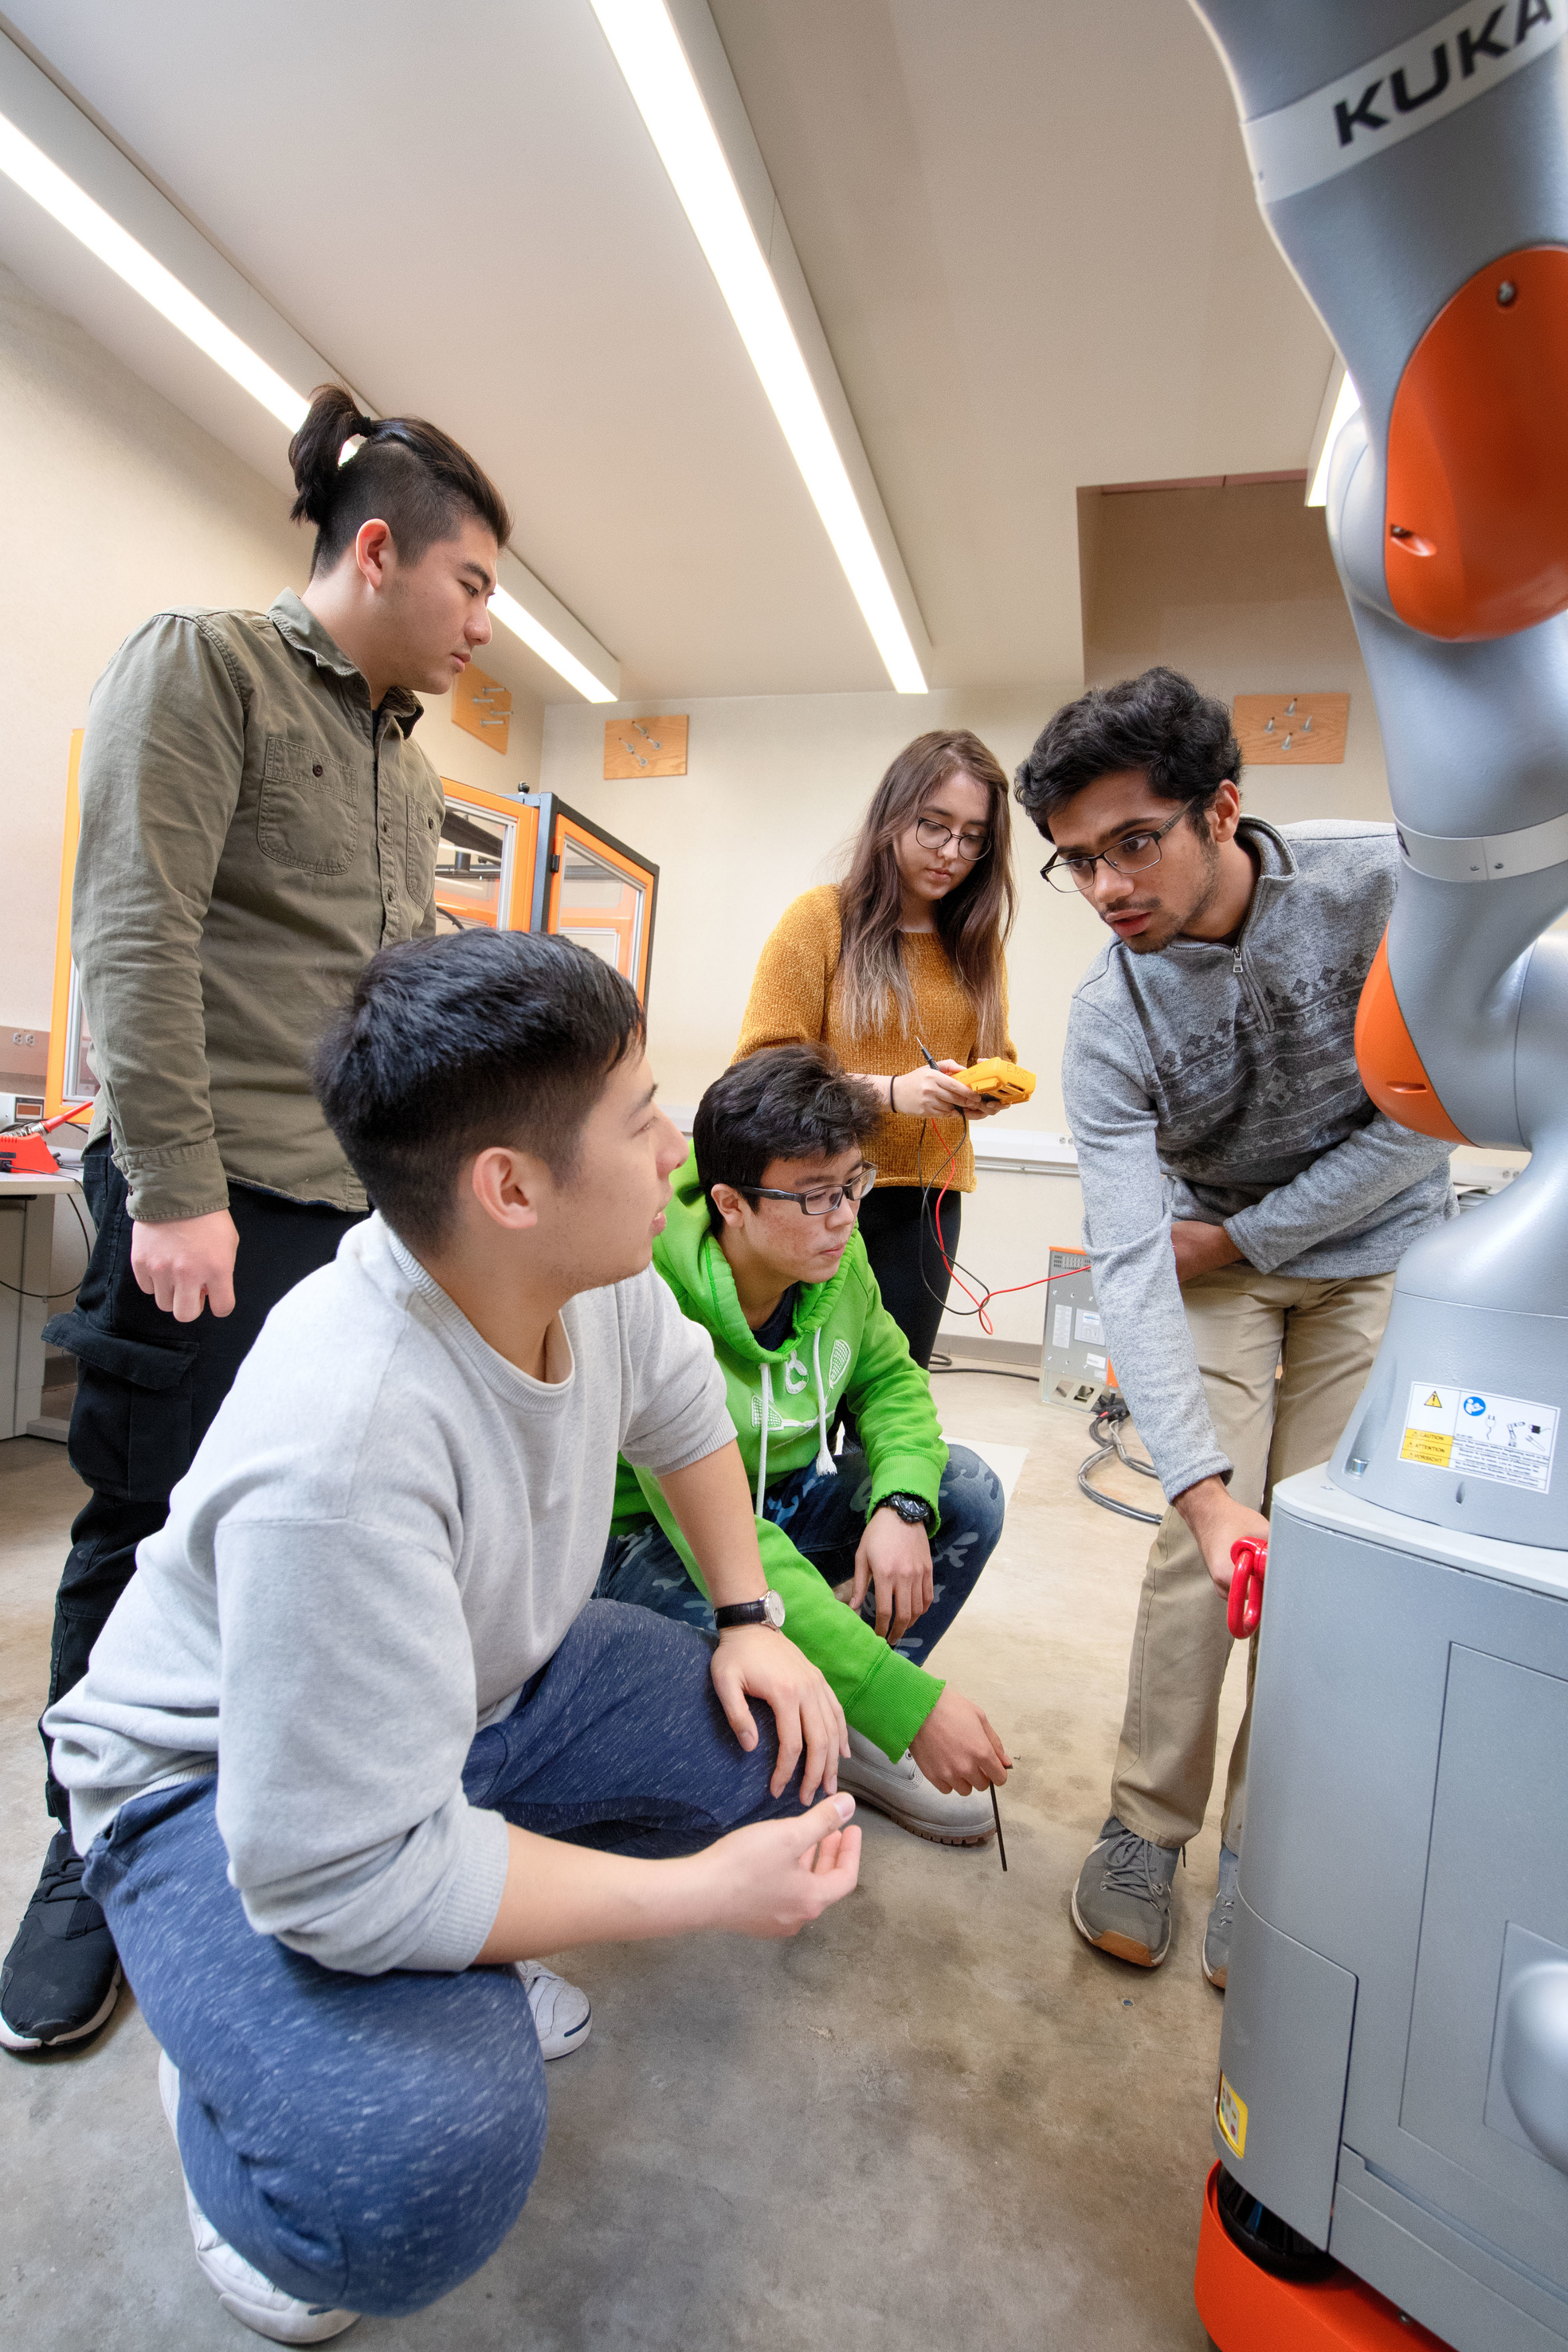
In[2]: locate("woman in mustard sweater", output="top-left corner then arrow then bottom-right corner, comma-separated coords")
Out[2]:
735,729 -> 1017,1366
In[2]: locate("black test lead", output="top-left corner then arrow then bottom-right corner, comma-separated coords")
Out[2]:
990,1783 -> 1007,1871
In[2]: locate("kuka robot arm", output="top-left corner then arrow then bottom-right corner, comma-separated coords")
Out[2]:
1193,0 -> 1568,1326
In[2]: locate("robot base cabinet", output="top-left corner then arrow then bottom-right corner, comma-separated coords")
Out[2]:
1198,1475 -> 1568,2352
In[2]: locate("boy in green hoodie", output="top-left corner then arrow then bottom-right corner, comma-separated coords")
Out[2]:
601,1044 -> 1011,1844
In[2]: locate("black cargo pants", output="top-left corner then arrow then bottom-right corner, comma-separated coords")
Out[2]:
40,1136 -> 365,1828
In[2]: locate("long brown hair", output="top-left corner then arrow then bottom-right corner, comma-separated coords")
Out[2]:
836,731 -> 1016,1055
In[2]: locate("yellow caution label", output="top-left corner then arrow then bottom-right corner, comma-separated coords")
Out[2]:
1401,1428 -> 1453,1466
1424,1391 -> 1444,1409
1216,2071 -> 1248,2160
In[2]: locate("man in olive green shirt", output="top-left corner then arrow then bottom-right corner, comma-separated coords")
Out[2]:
1,388 -> 512,2054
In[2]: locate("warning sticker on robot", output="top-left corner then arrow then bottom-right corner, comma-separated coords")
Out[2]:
1399,1383 -> 1558,1493
1215,2072 -> 1248,2161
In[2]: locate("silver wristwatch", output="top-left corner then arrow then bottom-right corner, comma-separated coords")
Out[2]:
713,1590 -> 787,1631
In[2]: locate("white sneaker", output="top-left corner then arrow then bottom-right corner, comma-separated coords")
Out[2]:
158,2049 -> 359,2343
518,1958 -> 592,2059
837,1727 -> 996,1846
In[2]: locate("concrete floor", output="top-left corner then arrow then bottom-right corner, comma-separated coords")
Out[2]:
0,1371 -> 1242,2351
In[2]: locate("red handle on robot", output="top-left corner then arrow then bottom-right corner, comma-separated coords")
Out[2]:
1227,1537 -> 1266,1640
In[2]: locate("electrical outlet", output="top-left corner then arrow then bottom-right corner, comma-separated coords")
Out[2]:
2,1028 -> 49,1079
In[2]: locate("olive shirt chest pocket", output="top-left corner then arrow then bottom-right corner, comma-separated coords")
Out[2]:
257,736 -> 360,875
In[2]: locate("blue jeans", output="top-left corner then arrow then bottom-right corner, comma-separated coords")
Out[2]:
598,1445 -> 1003,1669
82,1601 -> 806,2318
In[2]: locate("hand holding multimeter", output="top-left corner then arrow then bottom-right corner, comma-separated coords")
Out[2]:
901,1039 -> 1037,1119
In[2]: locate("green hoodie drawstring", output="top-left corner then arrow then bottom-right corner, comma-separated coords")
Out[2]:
755,1360 -> 772,1515
754,1331 -> 837,1515
811,1328 -> 837,1480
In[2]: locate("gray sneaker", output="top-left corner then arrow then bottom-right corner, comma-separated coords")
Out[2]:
1071,1815 -> 1179,1968
1203,1843 -> 1240,1989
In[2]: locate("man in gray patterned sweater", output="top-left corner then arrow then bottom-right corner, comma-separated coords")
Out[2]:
1014,668 -> 1452,1988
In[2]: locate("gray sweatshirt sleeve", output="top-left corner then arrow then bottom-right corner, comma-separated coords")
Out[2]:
212,1517 -> 511,1976
617,1266 -> 735,1474
1063,1002 -> 1232,1500
1222,1116 -> 1452,1273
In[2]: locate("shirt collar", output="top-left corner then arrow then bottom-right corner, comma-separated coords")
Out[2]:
268,588 -> 425,735
1237,816 -> 1296,886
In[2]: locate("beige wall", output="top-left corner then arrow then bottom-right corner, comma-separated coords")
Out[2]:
0,260 -> 542,1054
1083,478 -> 1390,823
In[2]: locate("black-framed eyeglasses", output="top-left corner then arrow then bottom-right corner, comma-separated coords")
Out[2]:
738,1165 -> 878,1217
915,815 -> 990,862
1040,806 -> 1186,893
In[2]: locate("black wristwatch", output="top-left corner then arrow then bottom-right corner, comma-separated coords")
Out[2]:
714,1591 -> 787,1631
872,1492 -> 935,1529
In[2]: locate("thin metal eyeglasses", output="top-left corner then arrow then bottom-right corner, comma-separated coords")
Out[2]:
739,1165 -> 878,1217
915,815 -> 990,862
1040,806 -> 1186,893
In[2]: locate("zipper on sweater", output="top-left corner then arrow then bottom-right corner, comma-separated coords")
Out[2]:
1229,940 -> 1273,1032
1227,825 -> 1282,1033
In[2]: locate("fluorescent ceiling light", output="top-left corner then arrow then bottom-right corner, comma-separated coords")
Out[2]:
0,104 -> 617,704
489,586 -> 617,703
589,0 -> 927,694
1306,365 -> 1361,508
0,108 -> 308,429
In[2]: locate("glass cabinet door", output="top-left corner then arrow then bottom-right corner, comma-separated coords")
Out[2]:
540,804 -> 659,1008
437,783 -> 538,932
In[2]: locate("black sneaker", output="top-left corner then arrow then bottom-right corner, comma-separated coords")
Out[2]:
0,1832 -> 122,2051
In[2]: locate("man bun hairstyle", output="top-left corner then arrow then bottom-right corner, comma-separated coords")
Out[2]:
288,383 -> 513,578
314,928 -> 645,1251
1013,665 -> 1242,841
695,1045 -> 880,1237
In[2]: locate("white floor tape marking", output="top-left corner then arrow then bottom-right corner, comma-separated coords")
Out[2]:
942,1438 -> 1029,1503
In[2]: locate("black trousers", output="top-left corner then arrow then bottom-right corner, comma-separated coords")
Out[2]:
40,1139 -> 365,1825
855,1184 -> 962,1370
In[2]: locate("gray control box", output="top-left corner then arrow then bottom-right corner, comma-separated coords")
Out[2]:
1038,1247 -> 1118,1411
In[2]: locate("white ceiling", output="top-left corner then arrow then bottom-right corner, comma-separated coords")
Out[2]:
0,1 -> 1332,700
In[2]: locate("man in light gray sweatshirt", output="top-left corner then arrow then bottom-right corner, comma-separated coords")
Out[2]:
1014,668 -> 1452,1989
44,927 -> 860,2341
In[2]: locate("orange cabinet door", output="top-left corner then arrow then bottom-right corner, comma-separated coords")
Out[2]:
537,801 -> 659,1009
436,781 -> 539,933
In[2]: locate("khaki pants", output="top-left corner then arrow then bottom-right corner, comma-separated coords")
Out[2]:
1110,1264 -> 1394,1854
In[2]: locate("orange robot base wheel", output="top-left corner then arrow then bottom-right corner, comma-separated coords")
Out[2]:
1194,2164 -> 1452,2351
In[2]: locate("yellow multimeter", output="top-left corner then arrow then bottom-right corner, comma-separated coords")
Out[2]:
954,1057 -> 1037,1105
